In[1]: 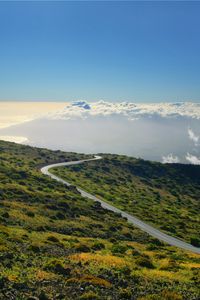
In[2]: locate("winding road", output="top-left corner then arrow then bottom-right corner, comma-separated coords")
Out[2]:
41,156 -> 200,254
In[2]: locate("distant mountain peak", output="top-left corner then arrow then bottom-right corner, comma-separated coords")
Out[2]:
72,101 -> 91,110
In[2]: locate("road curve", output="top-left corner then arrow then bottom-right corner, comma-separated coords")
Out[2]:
41,156 -> 200,255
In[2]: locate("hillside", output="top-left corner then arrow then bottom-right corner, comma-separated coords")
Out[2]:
53,154 -> 200,244
0,141 -> 200,300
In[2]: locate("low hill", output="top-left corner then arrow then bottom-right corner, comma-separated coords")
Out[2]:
53,154 -> 200,244
0,141 -> 199,300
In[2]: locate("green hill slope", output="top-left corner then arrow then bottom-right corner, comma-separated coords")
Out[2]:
53,154 -> 200,244
0,141 -> 199,300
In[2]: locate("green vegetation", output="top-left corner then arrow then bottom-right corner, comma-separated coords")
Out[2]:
0,141 -> 200,299
53,154 -> 200,243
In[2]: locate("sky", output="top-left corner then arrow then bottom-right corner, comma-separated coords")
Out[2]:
0,1 -> 200,102
0,102 -> 66,129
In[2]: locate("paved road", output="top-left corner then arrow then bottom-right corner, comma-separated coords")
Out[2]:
41,156 -> 200,254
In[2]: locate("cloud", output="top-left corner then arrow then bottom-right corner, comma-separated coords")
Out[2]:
47,101 -> 200,121
188,128 -> 199,146
185,153 -> 200,165
1,101 -> 200,166
162,154 -> 180,164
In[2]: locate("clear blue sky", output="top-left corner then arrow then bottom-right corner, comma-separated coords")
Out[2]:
0,1 -> 200,102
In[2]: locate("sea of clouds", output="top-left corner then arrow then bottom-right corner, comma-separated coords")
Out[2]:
48,101 -> 200,120
0,101 -> 200,164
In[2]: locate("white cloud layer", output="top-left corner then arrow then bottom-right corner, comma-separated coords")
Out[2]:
188,128 -> 199,146
47,101 -> 200,121
185,153 -> 200,165
162,154 -> 180,164
1,101 -> 200,165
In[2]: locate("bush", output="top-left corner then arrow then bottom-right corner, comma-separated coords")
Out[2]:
80,291 -> 99,300
45,260 -> 71,276
146,243 -> 158,251
119,288 -> 132,299
131,249 -> 140,256
28,245 -> 40,253
2,212 -> 9,219
26,211 -> 35,217
161,290 -> 183,300
91,241 -> 105,251
39,291 -> 49,300
149,238 -> 164,246
111,243 -> 128,255
47,236 -> 60,243
75,244 -> 91,252
190,237 -> 200,247
136,256 -> 155,269
56,212 -> 65,220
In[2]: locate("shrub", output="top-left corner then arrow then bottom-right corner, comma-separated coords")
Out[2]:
149,238 -> 164,246
91,241 -> 105,251
75,244 -> 91,252
2,212 -> 9,218
119,288 -> 132,299
57,201 -> 70,210
120,266 -> 131,276
56,212 -> 65,220
39,290 -> 49,300
161,290 -> 183,300
47,236 -> 60,243
146,243 -> 158,251
26,211 -> 35,217
136,256 -> 155,269
131,249 -> 140,256
111,243 -> 128,255
190,237 -> 200,247
28,245 -> 40,253
45,260 -> 71,276
80,291 -> 99,300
